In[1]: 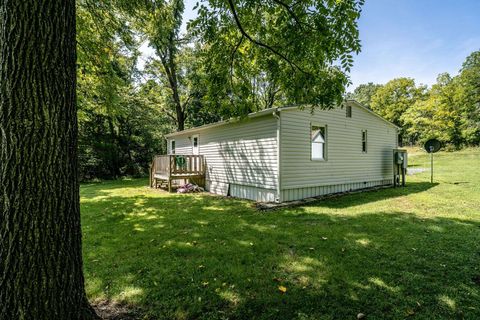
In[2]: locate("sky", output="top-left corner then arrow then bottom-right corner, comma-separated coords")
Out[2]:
142,0 -> 480,89
349,0 -> 480,88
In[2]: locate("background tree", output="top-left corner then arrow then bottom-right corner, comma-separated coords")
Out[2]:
141,44 -> 218,131
0,1 -> 98,318
370,77 -> 427,142
77,0 -> 167,180
401,73 -> 464,147
346,82 -> 383,108
456,50 -> 480,145
138,0 -> 194,131
401,52 -> 480,148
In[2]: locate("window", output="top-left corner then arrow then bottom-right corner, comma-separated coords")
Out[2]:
346,105 -> 352,118
170,140 -> 176,154
362,130 -> 367,153
311,125 -> 327,160
192,134 -> 199,155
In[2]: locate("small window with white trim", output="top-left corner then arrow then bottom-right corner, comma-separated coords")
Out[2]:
311,125 -> 327,160
362,130 -> 367,153
170,139 -> 176,154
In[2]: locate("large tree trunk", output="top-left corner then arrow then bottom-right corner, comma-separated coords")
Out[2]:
0,1 -> 98,319
160,55 -> 185,131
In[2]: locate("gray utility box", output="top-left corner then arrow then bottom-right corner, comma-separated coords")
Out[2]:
393,149 -> 408,187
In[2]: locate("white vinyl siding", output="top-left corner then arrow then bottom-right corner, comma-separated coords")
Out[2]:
279,103 -> 397,199
167,115 -> 278,201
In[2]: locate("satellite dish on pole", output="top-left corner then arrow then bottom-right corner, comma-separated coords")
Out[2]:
424,139 -> 441,183
424,139 -> 441,153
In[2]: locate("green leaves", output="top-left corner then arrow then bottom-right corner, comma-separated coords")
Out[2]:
400,51 -> 480,148
346,82 -> 383,109
190,0 -> 364,114
359,50 -> 480,148
370,77 -> 428,137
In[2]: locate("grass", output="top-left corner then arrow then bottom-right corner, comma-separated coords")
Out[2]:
81,148 -> 480,319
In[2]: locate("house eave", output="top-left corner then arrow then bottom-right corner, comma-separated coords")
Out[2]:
165,99 -> 400,139
165,108 -> 278,138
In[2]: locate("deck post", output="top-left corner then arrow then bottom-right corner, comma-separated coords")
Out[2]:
169,155 -> 173,192
149,163 -> 152,188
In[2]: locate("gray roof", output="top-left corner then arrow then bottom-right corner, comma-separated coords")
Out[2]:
165,100 -> 399,138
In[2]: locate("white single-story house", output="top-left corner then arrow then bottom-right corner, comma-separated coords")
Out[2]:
164,100 -> 399,202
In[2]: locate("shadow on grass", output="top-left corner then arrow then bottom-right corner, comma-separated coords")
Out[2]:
310,182 -> 438,209
81,182 -> 480,320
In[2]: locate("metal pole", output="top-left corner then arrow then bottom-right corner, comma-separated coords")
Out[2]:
430,151 -> 433,184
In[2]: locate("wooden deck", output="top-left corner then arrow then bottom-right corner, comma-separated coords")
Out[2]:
150,155 -> 205,192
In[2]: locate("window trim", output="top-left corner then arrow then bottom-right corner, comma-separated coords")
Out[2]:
311,123 -> 327,161
170,139 -> 176,154
362,130 -> 368,153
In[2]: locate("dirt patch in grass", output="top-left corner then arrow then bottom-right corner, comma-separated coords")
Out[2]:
93,300 -> 142,320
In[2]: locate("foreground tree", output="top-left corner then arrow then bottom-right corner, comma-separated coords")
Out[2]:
191,0 -> 365,115
0,1 -> 98,319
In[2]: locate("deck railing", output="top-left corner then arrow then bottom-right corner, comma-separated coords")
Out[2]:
150,154 -> 205,189
169,154 -> 205,176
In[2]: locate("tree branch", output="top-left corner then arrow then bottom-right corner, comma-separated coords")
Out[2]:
181,93 -> 194,112
160,106 -> 177,122
230,35 -> 244,90
272,0 -> 303,30
226,0 -> 307,74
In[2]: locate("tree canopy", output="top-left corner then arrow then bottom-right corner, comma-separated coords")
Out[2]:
400,52 -> 480,147
190,0 -> 365,115
346,82 -> 383,109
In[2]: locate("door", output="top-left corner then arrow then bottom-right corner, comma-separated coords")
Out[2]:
192,134 -> 199,155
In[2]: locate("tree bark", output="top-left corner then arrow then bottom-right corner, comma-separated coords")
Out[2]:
0,1 -> 98,319
160,54 -> 185,131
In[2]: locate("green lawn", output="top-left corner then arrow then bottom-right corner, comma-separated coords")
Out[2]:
81,149 -> 480,319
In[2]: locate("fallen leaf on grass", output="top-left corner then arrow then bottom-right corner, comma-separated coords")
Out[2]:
278,286 -> 287,293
